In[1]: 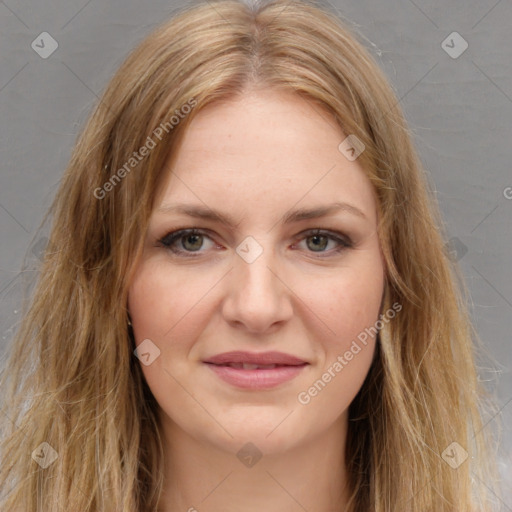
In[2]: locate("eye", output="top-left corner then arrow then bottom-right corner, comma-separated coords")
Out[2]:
158,228 -> 216,256
293,229 -> 352,256
157,228 -> 352,258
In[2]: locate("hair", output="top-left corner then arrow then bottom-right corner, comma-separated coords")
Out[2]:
0,0 -> 503,510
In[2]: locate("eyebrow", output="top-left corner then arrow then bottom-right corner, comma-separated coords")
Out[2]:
157,201 -> 368,228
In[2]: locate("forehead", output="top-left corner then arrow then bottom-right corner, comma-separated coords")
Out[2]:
155,89 -> 377,225
173,89 -> 342,164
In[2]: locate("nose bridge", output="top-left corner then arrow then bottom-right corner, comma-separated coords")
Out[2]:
222,236 -> 292,331
238,248 -> 277,294
235,237 -> 281,302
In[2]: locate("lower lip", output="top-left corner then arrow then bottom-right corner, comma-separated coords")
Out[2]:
205,363 -> 308,389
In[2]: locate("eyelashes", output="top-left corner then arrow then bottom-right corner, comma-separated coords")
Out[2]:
157,228 -> 353,258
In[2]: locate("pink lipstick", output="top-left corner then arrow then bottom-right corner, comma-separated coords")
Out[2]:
203,351 -> 309,389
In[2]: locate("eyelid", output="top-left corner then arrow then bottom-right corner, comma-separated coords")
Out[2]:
292,228 -> 352,247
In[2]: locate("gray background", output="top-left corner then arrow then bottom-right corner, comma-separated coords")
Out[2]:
0,0 -> 511,507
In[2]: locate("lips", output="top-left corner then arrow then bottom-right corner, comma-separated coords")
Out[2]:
203,350 -> 307,367
217,362 -> 282,370
203,351 -> 309,389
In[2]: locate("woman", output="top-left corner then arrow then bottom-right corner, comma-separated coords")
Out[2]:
0,0 -> 501,510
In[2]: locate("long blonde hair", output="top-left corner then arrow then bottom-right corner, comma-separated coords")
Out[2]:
0,0 -> 502,510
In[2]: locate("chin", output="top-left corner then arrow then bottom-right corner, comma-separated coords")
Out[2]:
209,410 -> 309,456
214,431 -> 300,460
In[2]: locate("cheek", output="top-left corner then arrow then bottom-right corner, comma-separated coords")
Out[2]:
294,272 -> 383,416
127,260 -> 217,381
127,262 -> 185,384
127,263 -> 193,407
128,260 -> 209,339
128,266 -> 167,340
301,263 -> 384,346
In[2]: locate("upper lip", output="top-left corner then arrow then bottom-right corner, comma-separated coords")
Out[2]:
203,351 -> 308,366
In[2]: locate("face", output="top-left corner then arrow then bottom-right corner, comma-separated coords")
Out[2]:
127,88 -> 386,455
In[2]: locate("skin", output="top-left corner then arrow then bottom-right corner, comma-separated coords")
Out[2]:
127,87 -> 386,512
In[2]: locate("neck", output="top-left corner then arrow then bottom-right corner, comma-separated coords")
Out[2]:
156,413 -> 350,512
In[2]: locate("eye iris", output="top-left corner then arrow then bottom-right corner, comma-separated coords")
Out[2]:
182,234 -> 203,251
307,234 -> 328,251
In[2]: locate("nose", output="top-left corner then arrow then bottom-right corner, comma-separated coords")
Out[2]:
221,245 -> 294,334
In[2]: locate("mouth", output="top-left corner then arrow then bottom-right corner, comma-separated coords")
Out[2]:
203,351 -> 309,389
206,362 -> 302,370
